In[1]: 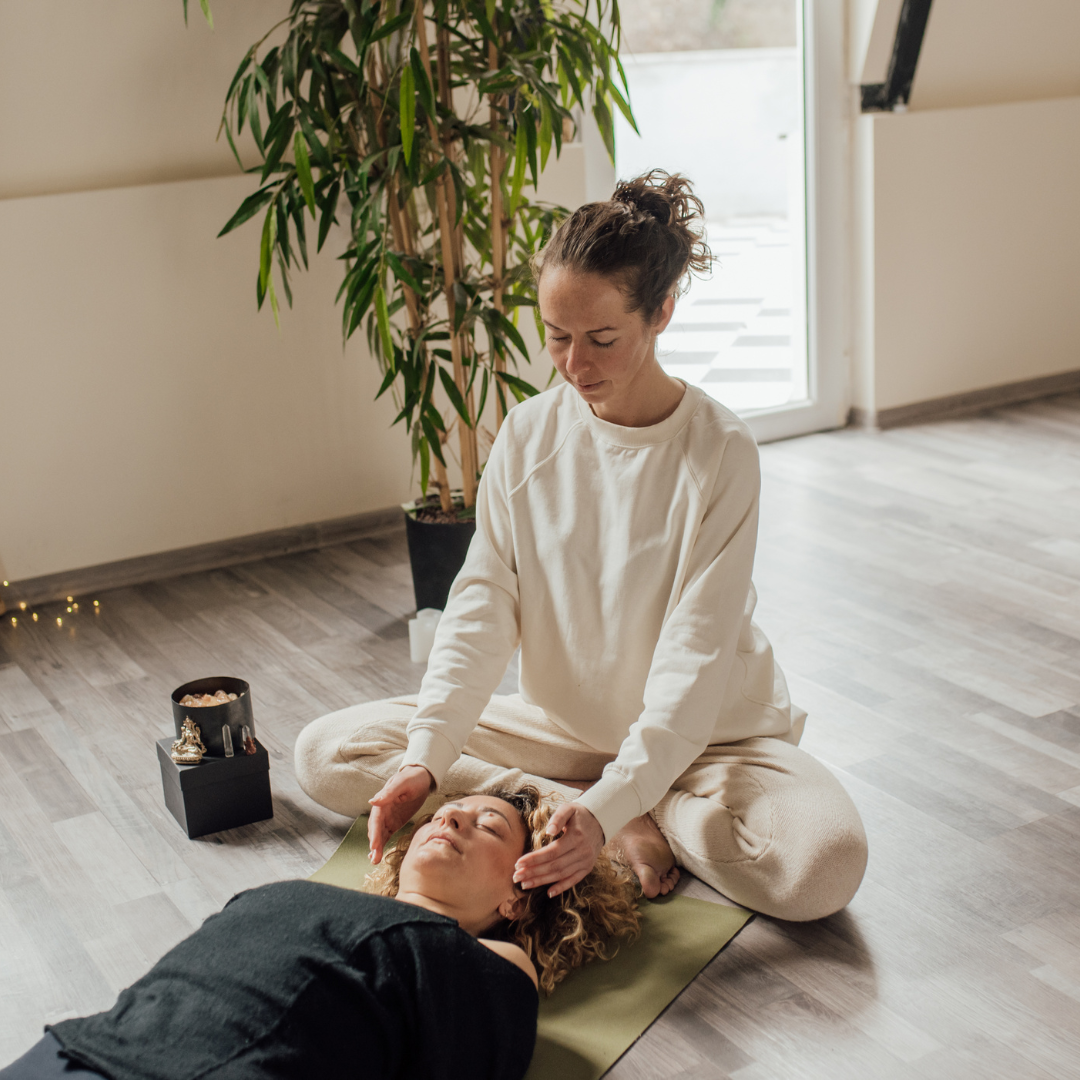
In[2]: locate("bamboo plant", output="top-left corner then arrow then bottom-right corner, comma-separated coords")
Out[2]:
185,0 -> 634,515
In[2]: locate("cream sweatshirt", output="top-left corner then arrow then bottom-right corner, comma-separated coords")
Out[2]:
403,381 -> 804,842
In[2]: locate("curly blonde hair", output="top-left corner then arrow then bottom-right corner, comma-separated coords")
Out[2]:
364,785 -> 641,994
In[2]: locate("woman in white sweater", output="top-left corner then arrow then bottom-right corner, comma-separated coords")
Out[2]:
296,172 -> 867,921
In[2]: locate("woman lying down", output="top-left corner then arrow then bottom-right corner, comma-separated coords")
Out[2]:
1,786 -> 639,1080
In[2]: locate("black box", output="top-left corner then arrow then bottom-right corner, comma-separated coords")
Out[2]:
156,738 -> 273,839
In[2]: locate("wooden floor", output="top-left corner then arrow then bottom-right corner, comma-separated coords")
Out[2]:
2,393 -> 1080,1077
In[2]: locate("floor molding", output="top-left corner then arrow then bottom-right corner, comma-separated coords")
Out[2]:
1,506 -> 404,610
849,368 -> 1080,430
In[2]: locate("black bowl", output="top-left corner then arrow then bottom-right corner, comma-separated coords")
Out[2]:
171,676 -> 255,758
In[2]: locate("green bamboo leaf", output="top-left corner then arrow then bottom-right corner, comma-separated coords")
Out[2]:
327,48 -> 362,77
592,94 -> 615,160
261,109 -> 295,181
525,113 -> 539,188
259,201 -> 277,298
298,112 -> 332,169
369,8 -> 413,44
375,283 -> 394,360
438,367 -> 472,427
485,0 -> 496,27
237,74 -> 251,134
375,361 -> 397,399
421,414 -> 447,465
276,198 -> 293,268
294,131 -> 316,214
225,55 -> 252,105
218,188 -> 274,237
399,64 -> 416,165
276,249 -> 293,308
291,196 -> 309,268
317,180 -> 340,252
609,80 -> 638,134
222,120 -> 244,171
476,368 -> 490,423
496,369 -> 539,401
473,5 -> 498,44
424,397 -> 447,432
246,78 -> 264,153
539,99 -> 553,171
494,309 -> 529,358
199,0 -> 213,29
419,436 -> 430,497
385,251 -> 424,297
410,48 -> 436,121
508,127 -> 528,215
346,275 -> 377,338
268,275 -> 280,329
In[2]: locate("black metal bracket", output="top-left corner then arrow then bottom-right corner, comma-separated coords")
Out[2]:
860,0 -> 934,112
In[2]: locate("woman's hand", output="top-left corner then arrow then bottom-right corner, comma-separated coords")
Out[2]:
512,802 -> 605,898
368,765 -> 434,864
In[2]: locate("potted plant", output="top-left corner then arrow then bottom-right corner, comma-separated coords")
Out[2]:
184,0 -> 633,609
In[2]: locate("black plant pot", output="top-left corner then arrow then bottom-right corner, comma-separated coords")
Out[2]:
404,512 -> 476,611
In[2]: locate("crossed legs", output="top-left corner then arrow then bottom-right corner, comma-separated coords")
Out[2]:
294,694 -> 867,921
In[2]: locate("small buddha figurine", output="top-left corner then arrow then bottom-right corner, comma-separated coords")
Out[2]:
171,717 -> 207,765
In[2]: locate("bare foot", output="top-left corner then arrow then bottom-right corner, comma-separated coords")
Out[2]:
612,814 -> 680,898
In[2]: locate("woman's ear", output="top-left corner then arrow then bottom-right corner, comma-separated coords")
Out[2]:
498,891 -> 529,922
652,294 -> 676,336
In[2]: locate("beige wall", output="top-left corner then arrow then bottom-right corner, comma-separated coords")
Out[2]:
0,2 -> 581,582
0,0 -> 278,200
849,0 -> 1080,417
869,96 -> 1080,411
911,0 -> 1080,112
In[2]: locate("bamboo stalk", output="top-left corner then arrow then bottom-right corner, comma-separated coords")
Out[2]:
488,39 -> 508,429
386,175 -> 453,512
412,3 -> 470,510
415,9 -> 478,506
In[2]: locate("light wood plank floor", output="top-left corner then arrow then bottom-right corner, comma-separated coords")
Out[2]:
2,393 -> 1080,1077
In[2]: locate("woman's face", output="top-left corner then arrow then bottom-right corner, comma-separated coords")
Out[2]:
399,796 -> 528,930
538,266 -> 675,420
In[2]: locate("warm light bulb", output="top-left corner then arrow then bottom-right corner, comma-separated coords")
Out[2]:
66,596 -> 73,603
10,617 -> 16,626
73,603 -> 79,611
56,617 -> 62,626
32,612 -> 38,622
19,601 -> 26,610
2,581 -> 8,587
93,600 -> 100,607
66,606 -> 72,613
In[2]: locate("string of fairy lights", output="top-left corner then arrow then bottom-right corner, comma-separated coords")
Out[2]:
3,580 -> 101,628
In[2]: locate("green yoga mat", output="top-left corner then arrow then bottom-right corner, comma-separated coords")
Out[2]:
310,817 -> 752,1079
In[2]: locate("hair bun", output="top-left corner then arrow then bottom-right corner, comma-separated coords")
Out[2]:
533,169 -> 712,319
612,180 -> 672,224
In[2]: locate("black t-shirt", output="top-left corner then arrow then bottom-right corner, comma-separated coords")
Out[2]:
49,880 -> 538,1080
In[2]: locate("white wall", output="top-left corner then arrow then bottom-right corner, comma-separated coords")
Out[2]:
0,2 -> 581,582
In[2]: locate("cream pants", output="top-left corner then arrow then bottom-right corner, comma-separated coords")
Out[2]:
294,693 -> 868,922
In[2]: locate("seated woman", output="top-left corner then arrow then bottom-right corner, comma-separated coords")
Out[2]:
1,787 -> 639,1080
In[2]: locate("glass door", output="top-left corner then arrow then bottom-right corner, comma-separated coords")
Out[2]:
613,0 -> 849,440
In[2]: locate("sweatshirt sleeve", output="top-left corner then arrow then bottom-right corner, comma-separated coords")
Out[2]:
574,427 -> 761,841
402,430 -> 520,787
